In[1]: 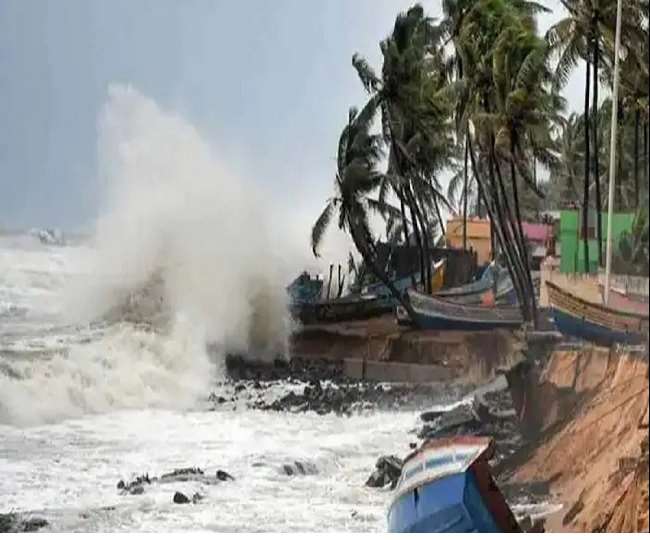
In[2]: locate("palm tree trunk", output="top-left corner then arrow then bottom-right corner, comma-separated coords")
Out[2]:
468,135 -> 529,321
405,185 -> 427,291
348,217 -> 419,325
463,133 -> 469,249
592,37 -> 603,267
510,138 -> 538,326
645,122 -> 649,198
634,109 -> 640,208
492,150 -> 532,321
582,58 -> 592,273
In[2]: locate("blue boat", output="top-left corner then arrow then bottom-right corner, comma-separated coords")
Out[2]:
388,436 -> 521,533
397,289 -> 523,331
547,282 -> 648,346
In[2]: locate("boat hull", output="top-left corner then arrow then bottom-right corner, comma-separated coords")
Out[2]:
547,282 -> 648,346
399,289 -> 523,331
388,470 -> 501,533
551,307 -> 646,346
387,436 -> 520,533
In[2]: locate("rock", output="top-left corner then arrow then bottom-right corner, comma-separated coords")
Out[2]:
366,455 -> 403,489
173,491 -> 191,504
191,493 -> 204,503
117,474 -> 151,494
18,517 -> 49,533
281,461 -> 318,476
216,470 -> 234,481
0,514 -> 48,533
160,467 -> 204,483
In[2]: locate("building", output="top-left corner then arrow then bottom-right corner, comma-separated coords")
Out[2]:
521,222 -> 554,270
446,217 -> 492,265
558,209 -> 635,274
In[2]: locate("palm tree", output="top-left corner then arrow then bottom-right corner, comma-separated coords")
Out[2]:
352,4 -> 455,293
310,98 -> 419,321
548,0 -> 646,269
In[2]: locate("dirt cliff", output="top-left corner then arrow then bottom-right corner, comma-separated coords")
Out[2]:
507,346 -> 649,532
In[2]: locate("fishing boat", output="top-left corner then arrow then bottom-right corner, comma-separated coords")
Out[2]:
292,260 -> 448,324
290,293 -> 391,324
363,258 -> 446,299
432,261 -> 517,306
396,289 -> 523,330
597,284 -> 649,316
287,272 -> 323,303
388,436 -> 521,533
547,282 -> 648,346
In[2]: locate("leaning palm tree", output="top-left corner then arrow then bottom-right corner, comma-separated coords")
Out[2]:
310,98 -> 419,321
352,4 -> 455,293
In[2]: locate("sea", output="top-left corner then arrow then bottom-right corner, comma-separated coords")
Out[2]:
0,231 -> 436,532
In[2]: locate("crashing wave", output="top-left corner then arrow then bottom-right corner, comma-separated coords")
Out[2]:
30,228 -> 66,246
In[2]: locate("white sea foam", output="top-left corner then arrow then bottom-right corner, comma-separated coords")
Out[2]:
0,85 -> 301,425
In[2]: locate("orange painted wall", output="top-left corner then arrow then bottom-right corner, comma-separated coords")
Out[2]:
446,218 -> 492,265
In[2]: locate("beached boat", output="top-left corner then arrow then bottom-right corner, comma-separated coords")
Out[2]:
396,289 -> 523,330
388,436 -> 521,533
287,272 -> 323,303
547,282 -> 649,346
292,260 -> 448,324
290,293 -> 393,324
363,258 -> 446,299
597,285 -> 649,316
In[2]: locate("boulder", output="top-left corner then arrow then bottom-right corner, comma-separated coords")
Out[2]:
173,492 -> 191,504
216,470 -> 235,481
365,455 -> 403,489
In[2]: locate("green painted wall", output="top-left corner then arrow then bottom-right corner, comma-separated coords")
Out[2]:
559,210 -> 635,274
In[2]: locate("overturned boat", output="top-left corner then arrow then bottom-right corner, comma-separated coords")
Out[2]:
388,436 -> 521,533
547,282 -> 648,346
396,289 -> 523,331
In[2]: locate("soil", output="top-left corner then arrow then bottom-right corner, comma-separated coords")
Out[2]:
503,346 -> 649,532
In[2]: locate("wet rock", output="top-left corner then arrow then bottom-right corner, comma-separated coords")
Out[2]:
0,514 -> 49,533
365,455 -> 403,489
281,461 -> 318,476
160,468 -> 204,483
216,470 -> 235,481
173,491 -> 191,504
117,474 -> 151,495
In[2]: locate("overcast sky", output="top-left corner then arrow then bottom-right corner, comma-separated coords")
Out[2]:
0,0 -> 583,232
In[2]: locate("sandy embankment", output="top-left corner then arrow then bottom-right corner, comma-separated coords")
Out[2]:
507,346 -> 649,532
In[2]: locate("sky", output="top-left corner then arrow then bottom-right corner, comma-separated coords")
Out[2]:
0,0 -> 583,233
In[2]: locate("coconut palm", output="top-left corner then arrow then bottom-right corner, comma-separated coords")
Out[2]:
310,98 -> 419,321
352,4 -> 455,293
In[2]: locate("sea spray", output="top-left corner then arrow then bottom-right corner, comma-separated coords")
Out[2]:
0,85 -> 296,425
68,84 -> 293,358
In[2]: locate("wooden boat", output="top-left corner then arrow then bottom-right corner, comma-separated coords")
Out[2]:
388,436 -> 521,533
396,289 -> 523,330
433,262 -> 517,306
364,259 -> 446,299
287,272 -> 323,303
290,293 -> 393,324
547,282 -> 649,346
597,285 -> 649,316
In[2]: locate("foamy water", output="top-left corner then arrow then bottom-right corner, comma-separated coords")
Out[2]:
0,233 -> 426,531
0,87 -> 427,531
